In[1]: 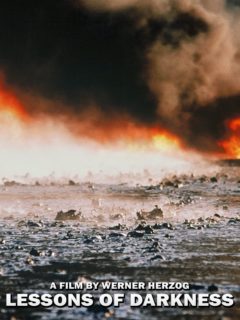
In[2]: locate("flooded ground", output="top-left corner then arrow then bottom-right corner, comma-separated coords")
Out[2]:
0,166 -> 239,319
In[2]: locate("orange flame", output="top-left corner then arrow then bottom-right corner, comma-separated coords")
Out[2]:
219,118 -> 240,159
124,126 -> 181,152
0,77 -> 187,155
0,80 -> 182,152
0,79 -> 28,122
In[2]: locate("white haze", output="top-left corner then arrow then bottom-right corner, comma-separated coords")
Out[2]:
0,114 -> 208,180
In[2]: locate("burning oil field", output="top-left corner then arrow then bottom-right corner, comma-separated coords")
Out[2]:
0,0 -> 240,319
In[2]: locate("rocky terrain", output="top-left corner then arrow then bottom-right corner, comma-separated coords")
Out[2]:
0,166 -> 239,319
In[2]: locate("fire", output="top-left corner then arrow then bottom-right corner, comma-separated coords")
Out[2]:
0,80 -> 27,122
152,131 -> 180,152
121,125 -> 181,152
0,77 -> 182,154
219,118 -> 240,159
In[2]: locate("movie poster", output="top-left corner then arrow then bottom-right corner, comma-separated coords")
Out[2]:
0,1 -> 239,319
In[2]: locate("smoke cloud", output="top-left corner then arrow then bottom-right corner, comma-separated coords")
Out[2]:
0,0 -> 240,153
